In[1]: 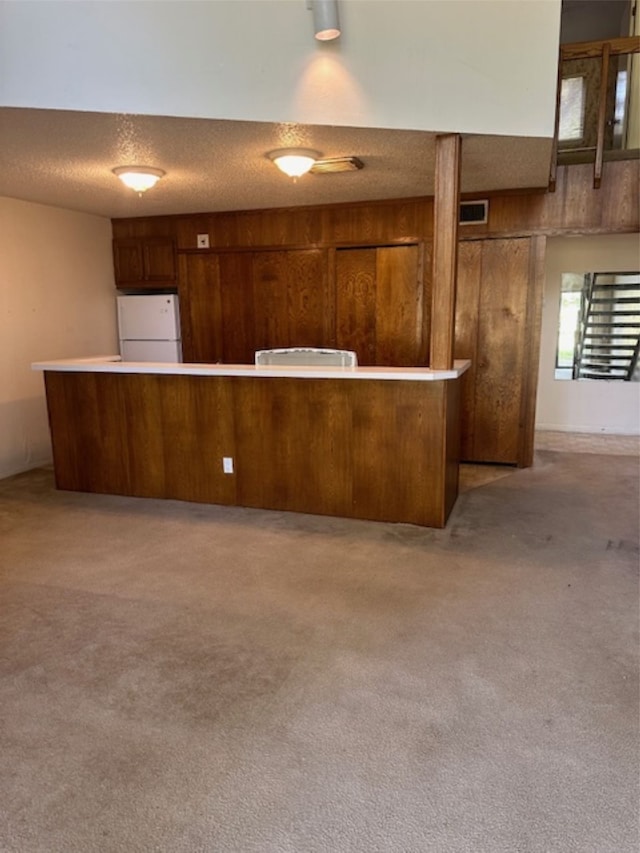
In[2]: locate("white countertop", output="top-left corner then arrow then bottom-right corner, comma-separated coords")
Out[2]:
32,356 -> 471,381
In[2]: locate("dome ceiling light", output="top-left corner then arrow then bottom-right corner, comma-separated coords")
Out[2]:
112,166 -> 165,195
267,148 -> 321,179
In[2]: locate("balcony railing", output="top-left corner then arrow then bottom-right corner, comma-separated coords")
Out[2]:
549,35 -> 640,190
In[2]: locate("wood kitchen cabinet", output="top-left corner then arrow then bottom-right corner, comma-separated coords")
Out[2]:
113,237 -> 177,289
454,236 -> 544,467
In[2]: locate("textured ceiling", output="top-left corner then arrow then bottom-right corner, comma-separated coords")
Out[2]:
0,108 -> 553,219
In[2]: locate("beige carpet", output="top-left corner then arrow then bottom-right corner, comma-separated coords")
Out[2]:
1,452 -> 638,852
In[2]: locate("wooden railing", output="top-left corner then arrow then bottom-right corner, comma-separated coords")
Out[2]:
549,35 -> 640,191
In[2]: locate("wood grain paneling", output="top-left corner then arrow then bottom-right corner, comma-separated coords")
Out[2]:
444,379 -> 461,521
430,134 -> 461,370
112,161 -> 638,250
375,245 -> 423,366
454,241 -> 483,460
110,159 -> 638,470
232,378 -> 354,517
455,237 -> 543,466
43,371 -> 463,527
178,254 -> 222,363
518,235 -> 546,468
335,248 -> 378,364
473,239 -> 531,464
251,250 -> 328,351
219,253 -> 255,364
335,245 -> 423,366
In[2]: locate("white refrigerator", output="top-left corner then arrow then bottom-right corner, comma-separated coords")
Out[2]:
117,294 -> 182,362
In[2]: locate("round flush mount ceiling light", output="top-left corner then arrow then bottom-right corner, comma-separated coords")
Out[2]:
267,148 -> 321,179
112,166 -> 165,194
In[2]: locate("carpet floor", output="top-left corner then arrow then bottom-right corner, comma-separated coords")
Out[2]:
0,452 -> 638,853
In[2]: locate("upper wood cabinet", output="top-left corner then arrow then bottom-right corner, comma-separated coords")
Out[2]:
113,237 -> 177,289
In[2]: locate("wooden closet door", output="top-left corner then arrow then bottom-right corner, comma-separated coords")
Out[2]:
455,238 -> 534,465
474,238 -> 531,464
251,249 -> 329,351
335,248 -> 377,364
219,253 -> 255,364
335,245 -> 423,366
178,254 -> 222,363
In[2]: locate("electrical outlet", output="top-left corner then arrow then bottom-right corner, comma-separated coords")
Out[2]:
222,456 -> 234,474
197,233 -> 210,249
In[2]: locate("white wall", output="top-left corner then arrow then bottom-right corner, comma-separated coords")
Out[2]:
0,0 -> 561,138
0,198 -> 117,479
536,234 -> 640,435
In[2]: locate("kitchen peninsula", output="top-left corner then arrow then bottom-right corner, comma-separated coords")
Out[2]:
33,357 -> 470,528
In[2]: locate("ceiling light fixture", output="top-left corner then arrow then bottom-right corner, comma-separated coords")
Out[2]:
112,166 -> 165,195
268,148 -> 321,179
310,0 -> 341,41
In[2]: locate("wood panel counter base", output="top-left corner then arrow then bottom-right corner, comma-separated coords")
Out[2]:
43,371 -> 462,528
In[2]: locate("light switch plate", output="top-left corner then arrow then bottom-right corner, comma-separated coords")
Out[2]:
197,234 -> 210,249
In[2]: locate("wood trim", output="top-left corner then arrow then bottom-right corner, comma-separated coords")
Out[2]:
549,49 -> 564,192
517,235 -> 546,468
560,35 -> 640,61
593,43 -> 611,190
429,134 -> 461,370
177,238 -> 421,254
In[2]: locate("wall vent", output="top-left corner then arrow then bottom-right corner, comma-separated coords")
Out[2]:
459,200 -> 488,225
310,156 -> 364,174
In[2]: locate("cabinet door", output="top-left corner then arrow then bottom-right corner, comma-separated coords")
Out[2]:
113,237 -> 176,288
113,239 -> 144,285
336,245 -> 423,366
143,238 -> 177,283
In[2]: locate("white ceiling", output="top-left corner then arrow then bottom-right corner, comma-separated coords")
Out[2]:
0,108 -> 553,219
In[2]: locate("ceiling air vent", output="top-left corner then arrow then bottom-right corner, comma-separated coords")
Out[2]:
459,200 -> 488,225
310,156 -> 364,174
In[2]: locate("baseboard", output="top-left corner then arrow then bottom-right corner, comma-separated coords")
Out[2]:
535,430 -> 640,455
0,456 -> 53,482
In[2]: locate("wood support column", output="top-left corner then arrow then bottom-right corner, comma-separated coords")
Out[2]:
429,134 -> 461,370
594,42 -> 610,189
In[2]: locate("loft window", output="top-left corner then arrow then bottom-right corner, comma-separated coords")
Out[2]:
613,69 -> 628,144
558,76 -> 586,141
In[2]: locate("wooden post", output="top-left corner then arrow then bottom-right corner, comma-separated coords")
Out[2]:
429,134 -> 461,370
594,42 -> 611,189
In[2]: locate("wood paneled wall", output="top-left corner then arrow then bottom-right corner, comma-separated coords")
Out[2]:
112,161 -> 639,247
178,244 -> 426,367
111,159 -> 638,468
45,371 -> 461,527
